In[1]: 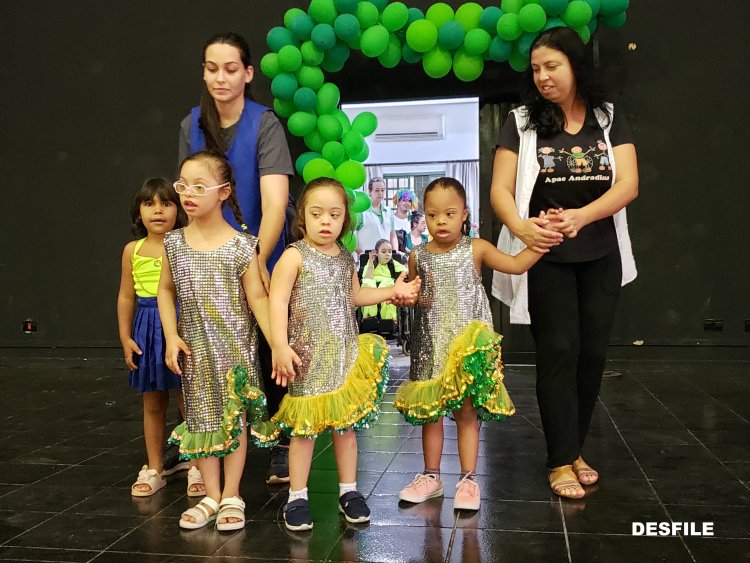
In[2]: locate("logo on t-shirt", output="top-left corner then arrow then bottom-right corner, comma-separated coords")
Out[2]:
539,140 -> 612,183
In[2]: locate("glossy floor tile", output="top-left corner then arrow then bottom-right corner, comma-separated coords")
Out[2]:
1,353 -> 748,561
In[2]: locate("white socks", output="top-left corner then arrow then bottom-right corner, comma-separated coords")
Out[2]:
339,482 -> 357,497
288,487 -> 308,502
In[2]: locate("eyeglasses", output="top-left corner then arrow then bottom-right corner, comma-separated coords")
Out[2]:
173,181 -> 229,196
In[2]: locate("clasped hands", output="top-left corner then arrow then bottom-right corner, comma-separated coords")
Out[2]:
518,208 -> 589,253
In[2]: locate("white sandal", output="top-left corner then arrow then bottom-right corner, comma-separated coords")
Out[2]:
186,466 -> 206,498
131,465 -> 166,497
216,496 -> 246,532
179,497 -> 220,530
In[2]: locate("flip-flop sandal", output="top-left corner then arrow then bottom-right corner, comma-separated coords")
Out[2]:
573,462 -> 599,485
179,497 -> 220,530
186,466 -> 206,498
131,465 -> 166,497
216,496 -> 246,532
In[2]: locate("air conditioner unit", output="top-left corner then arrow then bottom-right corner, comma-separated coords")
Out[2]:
373,114 -> 445,142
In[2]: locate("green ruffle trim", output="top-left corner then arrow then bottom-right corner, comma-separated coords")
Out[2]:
394,320 -> 515,426
169,365 -> 280,460
272,333 -> 390,440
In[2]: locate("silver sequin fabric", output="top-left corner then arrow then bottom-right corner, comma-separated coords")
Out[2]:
287,240 -> 359,397
410,236 -> 493,382
164,229 -> 260,433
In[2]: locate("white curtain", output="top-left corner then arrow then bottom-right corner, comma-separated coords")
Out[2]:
364,164 -> 384,192
446,160 -> 479,235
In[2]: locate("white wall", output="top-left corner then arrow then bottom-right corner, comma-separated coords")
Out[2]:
341,97 -> 479,165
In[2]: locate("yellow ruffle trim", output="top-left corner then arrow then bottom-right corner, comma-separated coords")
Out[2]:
394,320 -> 515,425
272,333 -> 389,438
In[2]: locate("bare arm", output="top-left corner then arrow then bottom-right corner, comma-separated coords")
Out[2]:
257,173 -> 290,290
473,238 -> 542,276
268,249 -> 302,386
490,147 -> 562,252
242,250 -> 272,343
157,252 -> 190,375
116,242 -> 141,369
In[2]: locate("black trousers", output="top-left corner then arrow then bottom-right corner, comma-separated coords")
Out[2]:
528,249 -> 622,468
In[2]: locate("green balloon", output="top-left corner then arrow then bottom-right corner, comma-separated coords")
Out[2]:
501,0 -> 524,14
543,16 -> 566,30
382,2 -> 409,32
361,24 -> 390,57
322,141 -> 347,167
453,48 -> 484,81
308,0 -> 338,25
406,7 -> 425,25
351,142 -> 370,163
353,212 -> 364,230
274,98 -> 296,118
425,3 -> 455,27
518,32 -> 539,57
463,28 -> 492,56
540,0 -> 569,17
488,36 -> 512,62
267,27 -> 296,52
288,111 -> 317,137
334,13 -> 360,42
356,2 -> 380,28
297,65 -> 325,91
277,44 -> 303,72
352,112 -> 378,137
341,230 -> 358,253
402,43 -> 423,64
353,190 -> 372,213
289,14 -> 315,41
334,0 -> 359,14
479,7 -> 504,33
284,8 -> 307,28
599,0 -> 628,17
271,73 -> 298,100
369,0 -> 388,11
334,110 -> 352,134
300,41 -> 325,65
342,130 -> 365,157
519,4 -> 547,32
304,129 -> 325,152
575,24 -> 591,43
583,0 -> 601,17
311,23 -> 337,50
379,34 -> 403,68
345,34 -> 361,50
321,55 -> 346,73
323,40 -> 350,66
317,114 -> 344,142
587,16 -> 598,34
561,1 -> 593,27
438,21 -> 465,51
293,87 -> 317,112
455,3 -> 484,31
508,48 -> 529,71
303,157 -> 336,183
497,13 -> 523,41
423,45 -> 452,78
600,10 -> 627,28
336,160 -> 366,190
406,19 -> 438,53
260,52 -> 280,78
295,151 -> 321,175
316,83 -> 341,115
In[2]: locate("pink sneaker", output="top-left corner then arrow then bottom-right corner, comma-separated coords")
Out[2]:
453,474 -> 480,511
398,473 -> 444,504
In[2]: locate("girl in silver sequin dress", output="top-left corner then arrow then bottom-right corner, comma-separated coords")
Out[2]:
158,151 -> 278,532
269,178 -> 420,532
395,178 -> 541,512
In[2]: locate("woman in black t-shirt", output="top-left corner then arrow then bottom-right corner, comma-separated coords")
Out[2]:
490,28 -> 639,499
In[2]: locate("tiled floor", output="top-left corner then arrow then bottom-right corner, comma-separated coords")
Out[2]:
1,352 -> 748,562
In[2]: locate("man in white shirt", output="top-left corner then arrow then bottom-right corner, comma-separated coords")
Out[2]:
356,177 -> 399,256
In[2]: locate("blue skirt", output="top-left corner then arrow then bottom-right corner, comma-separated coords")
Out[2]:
128,297 -> 181,393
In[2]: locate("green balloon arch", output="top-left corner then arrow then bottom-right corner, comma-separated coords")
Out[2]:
263,0 -> 631,251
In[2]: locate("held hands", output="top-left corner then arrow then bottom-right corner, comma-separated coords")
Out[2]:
122,338 -> 142,370
389,272 -> 421,306
272,345 -> 302,387
516,213 -> 564,253
165,336 -> 191,376
543,208 -> 589,239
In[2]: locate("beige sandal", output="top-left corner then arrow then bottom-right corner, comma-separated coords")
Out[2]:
186,466 -> 206,498
572,459 -> 599,485
549,467 -> 585,499
216,496 -> 246,532
179,497 -> 219,530
131,465 -> 166,497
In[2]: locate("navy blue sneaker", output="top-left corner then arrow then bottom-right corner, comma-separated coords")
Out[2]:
283,498 -> 313,531
338,491 -> 371,523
